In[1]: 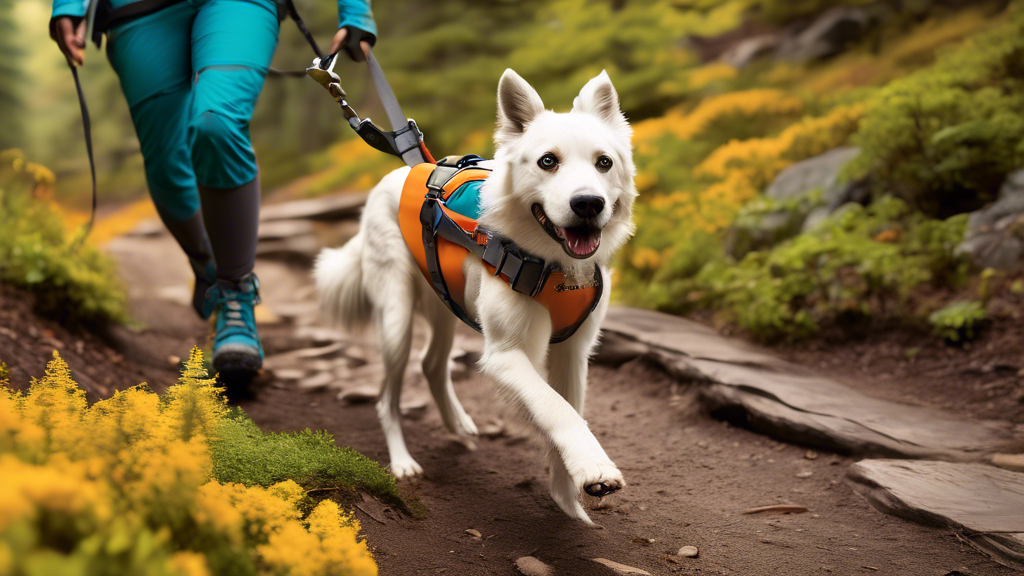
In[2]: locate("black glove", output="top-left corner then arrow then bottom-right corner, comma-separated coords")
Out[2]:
341,25 -> 376,62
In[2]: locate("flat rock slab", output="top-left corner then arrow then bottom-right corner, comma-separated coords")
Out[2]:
257,219 -> 315,241
847,459 -> 1024,570
601,306 -> 1024,460
260,192 -> 367,222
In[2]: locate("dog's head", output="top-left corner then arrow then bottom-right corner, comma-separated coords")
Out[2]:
478,69 -> 637,274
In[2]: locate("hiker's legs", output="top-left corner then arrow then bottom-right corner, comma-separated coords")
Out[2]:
186,0 -> 278,376
188,0 -> 279,282
106,3 -> 215,271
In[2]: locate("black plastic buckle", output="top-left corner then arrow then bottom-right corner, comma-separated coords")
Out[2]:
352,117 -> 424,160
479,235 -> 547,297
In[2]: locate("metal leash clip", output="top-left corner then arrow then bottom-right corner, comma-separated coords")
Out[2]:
306,53 -> 358,120
306,52 -> 431,167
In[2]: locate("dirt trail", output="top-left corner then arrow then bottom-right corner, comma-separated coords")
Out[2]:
91,229 -> 1017,575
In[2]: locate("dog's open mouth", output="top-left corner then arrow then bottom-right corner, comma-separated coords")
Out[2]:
532,204 -> 602,259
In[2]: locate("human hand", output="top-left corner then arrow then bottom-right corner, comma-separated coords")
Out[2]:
52,16 -> 86,66
329,26 -> 374,62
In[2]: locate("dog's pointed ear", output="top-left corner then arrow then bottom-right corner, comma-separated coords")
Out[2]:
573,70 -> 630,137
495,69 -> 545,147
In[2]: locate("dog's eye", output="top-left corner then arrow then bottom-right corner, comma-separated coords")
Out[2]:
537,153 -> 559,171
596,156 -> 613,173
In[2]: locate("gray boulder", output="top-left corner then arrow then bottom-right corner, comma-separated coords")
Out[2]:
726,210 -> 805,259
727,147 -> 867,256
777,7 -> 871,62
766,146 -> 863,207
955,169 -> 1024,270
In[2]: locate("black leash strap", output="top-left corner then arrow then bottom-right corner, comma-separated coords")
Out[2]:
267,0 -> 322,77
286,0 -> 323,59
70,63 -> 97,247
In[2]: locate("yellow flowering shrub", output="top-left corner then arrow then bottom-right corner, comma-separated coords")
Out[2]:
619,104 -> 866,307
633,89 -> 803,146
696,103 -> 865,187
0,349 -> 378,576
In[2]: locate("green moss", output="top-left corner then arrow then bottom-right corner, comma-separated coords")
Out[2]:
210,410 -> 401,507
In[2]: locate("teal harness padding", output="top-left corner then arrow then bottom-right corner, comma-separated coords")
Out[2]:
444,180 -> 484,220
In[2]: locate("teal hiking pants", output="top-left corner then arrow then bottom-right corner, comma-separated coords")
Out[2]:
105,0 -> 279,223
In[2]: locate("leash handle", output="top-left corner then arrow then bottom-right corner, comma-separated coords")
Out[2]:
70,63 -> 97,247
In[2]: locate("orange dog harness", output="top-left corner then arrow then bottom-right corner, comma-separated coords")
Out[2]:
398,156 -> 602,343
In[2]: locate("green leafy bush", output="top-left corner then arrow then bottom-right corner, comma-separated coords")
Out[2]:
689,197 -> 969,340
849,7 -> 1024,216
929,300 -> 987,343
0,150 -> 127,323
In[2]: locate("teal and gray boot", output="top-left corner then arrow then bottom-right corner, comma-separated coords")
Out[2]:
207,273 -> 264,376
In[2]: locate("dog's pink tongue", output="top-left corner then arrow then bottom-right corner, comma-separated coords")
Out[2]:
563,228 -> 600,256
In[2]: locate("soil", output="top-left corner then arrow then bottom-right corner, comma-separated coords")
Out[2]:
3,230 -> 1020,575
0,283 -> 179,397
242,361 -> 1017,576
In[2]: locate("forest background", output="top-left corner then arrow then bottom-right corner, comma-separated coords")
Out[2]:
2,0 -> 1021,342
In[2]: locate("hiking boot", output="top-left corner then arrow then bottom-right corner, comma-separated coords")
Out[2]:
208,273 -> 263,376
189,257 -> 218,319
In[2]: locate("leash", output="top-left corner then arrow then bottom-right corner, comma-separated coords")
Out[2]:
69,63 -> 97,247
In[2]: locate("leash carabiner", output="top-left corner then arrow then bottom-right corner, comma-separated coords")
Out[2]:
306,51 -> 434,167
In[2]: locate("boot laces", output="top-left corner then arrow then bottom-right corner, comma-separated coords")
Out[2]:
213,277 -> 260,341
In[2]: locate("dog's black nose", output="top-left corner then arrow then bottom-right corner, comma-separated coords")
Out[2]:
570,195 -> 605,219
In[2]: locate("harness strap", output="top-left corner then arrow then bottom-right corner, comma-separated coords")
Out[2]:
420,163 -> 552,298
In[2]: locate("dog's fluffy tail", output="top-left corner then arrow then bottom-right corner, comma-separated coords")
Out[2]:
315,231 -> 372,330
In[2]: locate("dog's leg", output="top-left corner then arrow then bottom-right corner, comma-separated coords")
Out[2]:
546,295 -> 615,523
375,286 -> 421,479
546,306 -> 606,520
422,298 -> 478,437
477,275 -> 622,525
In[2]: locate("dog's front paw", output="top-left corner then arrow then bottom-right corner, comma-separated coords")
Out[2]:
389,457 -> 424,479
450,406 -> 479,437
570,458 -> 625,499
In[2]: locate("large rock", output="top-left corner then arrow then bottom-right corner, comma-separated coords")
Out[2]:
601,306 -> 1024,461
847,460 -> 1024,570
765,146 -> 863,206
260,192 -> 367,222
777,7 -> 871,61
727,147 -> 866,257
725,209 -> 805,259
955,169 -> 1024,270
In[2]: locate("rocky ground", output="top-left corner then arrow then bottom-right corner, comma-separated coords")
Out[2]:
4,207 -> 1019,575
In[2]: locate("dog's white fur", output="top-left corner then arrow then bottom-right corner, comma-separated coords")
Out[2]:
315,69 -> 637,524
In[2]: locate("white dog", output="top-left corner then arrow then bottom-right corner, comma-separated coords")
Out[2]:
315,69 -> 637,523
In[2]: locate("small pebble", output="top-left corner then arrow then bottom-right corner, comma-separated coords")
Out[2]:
465,528 -> 482,539
805,450 -> 819,460
515,556 -> 553,576
677,545 -> 699,558
796,471 -> 813,479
